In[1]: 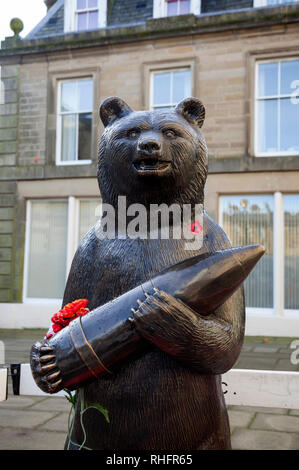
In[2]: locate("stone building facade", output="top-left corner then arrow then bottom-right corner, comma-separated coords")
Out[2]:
0,0 -> 299,335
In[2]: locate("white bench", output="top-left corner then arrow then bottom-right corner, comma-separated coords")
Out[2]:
1,365 -> 299,409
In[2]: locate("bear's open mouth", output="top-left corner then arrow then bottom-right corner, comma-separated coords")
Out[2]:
133,158 -> 171,175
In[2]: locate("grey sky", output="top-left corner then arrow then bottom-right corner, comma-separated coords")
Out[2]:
0,0 -> 47,43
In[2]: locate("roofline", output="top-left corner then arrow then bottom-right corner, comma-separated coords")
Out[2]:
25,0 -> 64,39
1,4 -> 299,59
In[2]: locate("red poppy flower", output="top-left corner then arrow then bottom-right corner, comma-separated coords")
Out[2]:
52,323 -> 63,334
189,220 -> 203,234
45,299 -> 89,340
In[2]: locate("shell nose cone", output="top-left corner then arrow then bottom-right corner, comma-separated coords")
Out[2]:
234,244 -> 265,276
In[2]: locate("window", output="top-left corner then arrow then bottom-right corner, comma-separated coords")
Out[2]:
153,0 -> 200,18
150,68 -> 191,111
24,200 -> 68,301
255,58 -> 299,156
78,198 -> 101,243
220,195 -> 274,311
254,0 -> 299,7
64,0 -> 107,33
56,78 -> 93,165
76,0 -> 98,31
23,198 -> 101,301
166,0 -> 190,16
219,193 -> 299,316
0,66 -> 4,105
284,195 -> 299,311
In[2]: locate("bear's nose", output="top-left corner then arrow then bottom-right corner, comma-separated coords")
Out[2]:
138,139 -> 161,154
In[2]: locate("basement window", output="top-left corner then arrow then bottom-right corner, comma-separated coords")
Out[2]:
254,0 -> 299,6
219,193 -> 299,316
23,198 -> 102,301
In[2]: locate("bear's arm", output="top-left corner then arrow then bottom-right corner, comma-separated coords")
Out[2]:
133,214 -> 245,375
133,287 -> 244,375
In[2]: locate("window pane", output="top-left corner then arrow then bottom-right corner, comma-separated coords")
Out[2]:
88,10 -> 98,29
78,113 -> 92,160
78,79 -> 93,112
61,114 -> 77,161
79,199 -> 101,243
280,97 -> 299,152
267,0 -> 299,4
284,195 -> 299,310
77,0 -> 86,10
172,69 -> 191,104
221,195 -> 274,309
61,81 -> 77,112
77,12 -> 87,31
258,99 -> 278,153
153,73 -> 171,106
179,0 -> 190,14
280,60 -> 299,95
88,0 -> 98,7
258,62 -> 278,97
167,1 -> 178,16
27,201 -> 68,299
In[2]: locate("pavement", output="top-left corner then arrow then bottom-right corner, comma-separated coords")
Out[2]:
0,329 -> 299,450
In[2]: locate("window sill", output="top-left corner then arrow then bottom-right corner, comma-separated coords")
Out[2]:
56,160 -> 92,166
23,298 -> 62,304
254,153 -> 299,158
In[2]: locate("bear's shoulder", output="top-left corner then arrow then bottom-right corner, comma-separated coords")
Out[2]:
202,212 -> 232,252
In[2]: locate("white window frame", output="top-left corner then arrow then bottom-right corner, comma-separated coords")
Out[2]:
254,57 -> 299,157
75,1 -> 99,31
0,66 -> 4,105
153,0 -> 201,18
218,192 -> 299,319
23,197 -> 102,303
254,0 -> 299,7
64,0 -> 107,33
56,77 -> 93,166
150,67 -> 192,110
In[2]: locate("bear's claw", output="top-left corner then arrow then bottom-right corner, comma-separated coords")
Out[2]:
30,341 -> 63,394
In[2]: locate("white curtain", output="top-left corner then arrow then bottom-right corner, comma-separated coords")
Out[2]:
27,200 -> 68,299
78,199 -> 102,243
61,114 -> 77,162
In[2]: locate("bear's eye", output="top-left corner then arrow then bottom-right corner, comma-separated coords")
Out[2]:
128,129 -> 140,139
163,129 -> 176,139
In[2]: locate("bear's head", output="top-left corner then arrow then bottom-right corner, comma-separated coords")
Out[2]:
97,97 -> 208,209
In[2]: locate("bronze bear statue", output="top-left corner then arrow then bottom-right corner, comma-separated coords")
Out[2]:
31,97 -> 257,450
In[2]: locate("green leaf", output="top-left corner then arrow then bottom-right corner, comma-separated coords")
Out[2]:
86,402 -> 110,423
63,388 -> 77,408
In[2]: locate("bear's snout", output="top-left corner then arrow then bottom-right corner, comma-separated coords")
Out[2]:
138,137 -> 161,156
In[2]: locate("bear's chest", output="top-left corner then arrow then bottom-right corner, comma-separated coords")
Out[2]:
87,235 -> 204,310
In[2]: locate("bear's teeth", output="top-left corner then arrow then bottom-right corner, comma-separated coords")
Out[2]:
138,159 -> 158,170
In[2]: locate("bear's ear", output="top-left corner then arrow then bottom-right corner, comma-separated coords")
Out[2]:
175,97 -> 205,129
100,97 -> 133,127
